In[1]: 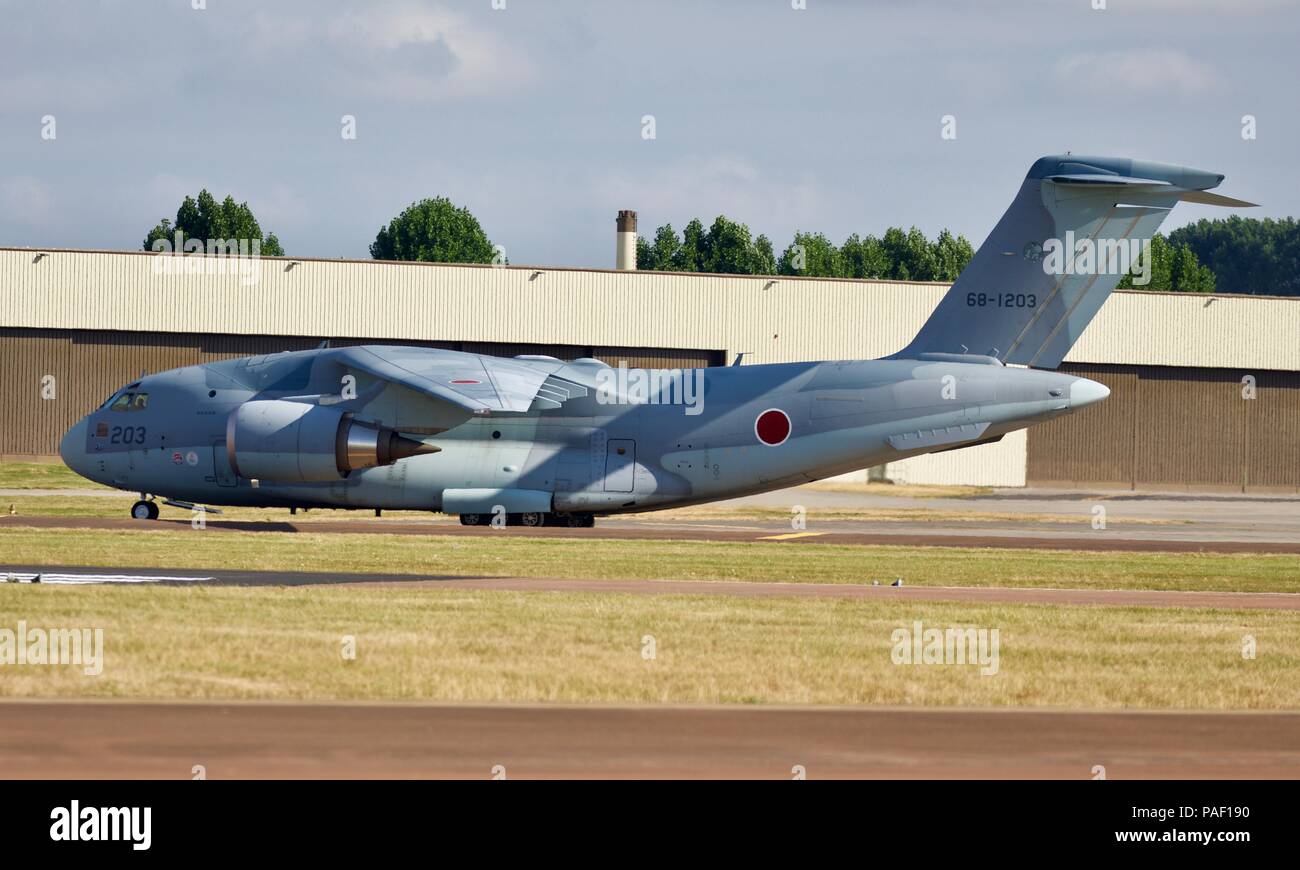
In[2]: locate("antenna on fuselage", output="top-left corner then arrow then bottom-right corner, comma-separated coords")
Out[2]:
732,352 -> 750,367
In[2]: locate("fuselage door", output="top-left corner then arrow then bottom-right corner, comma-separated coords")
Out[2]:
604,439 -> 636,492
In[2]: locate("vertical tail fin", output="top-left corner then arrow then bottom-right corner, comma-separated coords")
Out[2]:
889,155 -> 1254,369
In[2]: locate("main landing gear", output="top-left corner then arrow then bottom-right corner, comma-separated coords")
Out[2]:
459,512 -> 595,528
130,498 -> 159,520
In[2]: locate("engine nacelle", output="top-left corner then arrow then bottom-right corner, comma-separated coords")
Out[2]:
226,400 -> 438,484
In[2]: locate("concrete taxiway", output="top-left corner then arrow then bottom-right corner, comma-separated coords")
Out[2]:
5,485 -> 1298,551
4,565 -> 1300,610
6,513 -> 1300,554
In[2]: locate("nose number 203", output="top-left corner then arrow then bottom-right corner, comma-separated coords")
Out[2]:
109,425 -> 147,445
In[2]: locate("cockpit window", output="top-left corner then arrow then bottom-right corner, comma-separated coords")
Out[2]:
102,382 -> 143,410
109,392 -> 149,411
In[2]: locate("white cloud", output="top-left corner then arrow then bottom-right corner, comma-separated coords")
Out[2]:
0,69 -> 134,113
248,183 -> 310,230
0,176 -> 55,227
322,2 -> 534,103
595,156 -> 827,238
1054,49 -> 1221,97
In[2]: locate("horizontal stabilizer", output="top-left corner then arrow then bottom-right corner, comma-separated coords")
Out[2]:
1177,189 -> 1258,208
1047,166 -> 1255,206
1047,174 -> 1172,187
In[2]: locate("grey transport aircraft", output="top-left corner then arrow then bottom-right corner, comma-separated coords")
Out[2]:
61,155 -> 1253,527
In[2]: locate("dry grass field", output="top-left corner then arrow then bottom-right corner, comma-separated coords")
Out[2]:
2,460 -> 1295,711
2,583 -> 1296,709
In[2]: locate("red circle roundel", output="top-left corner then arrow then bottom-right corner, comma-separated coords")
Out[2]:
755,408 -> 791,446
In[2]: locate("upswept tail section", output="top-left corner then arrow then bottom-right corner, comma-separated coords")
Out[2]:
889,155 -> 1255,369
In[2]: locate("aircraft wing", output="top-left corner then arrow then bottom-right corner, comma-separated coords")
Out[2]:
335,345 -> 565,414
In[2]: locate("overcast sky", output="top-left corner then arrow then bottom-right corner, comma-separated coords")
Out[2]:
1,0 -> 1295,267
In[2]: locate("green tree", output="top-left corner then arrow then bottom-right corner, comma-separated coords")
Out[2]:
1117,234 -> 1214,293
370,196 -> 496,263
638,223 -> 681,270
639,217 -> 778,275
143,189 -> 283,255
841,234 -> 889,279
778,232 -> 846,277
838,227 -> 973,281
1169,243 -> 1216,293
635,235 -> 654,270
701,216 -> 763,274
1119,234 -> 1168,290
634,217 -> 975,280
1169,216 -> 1300,296
899,226 -> 941,279
1153,235 -> 1176,289
753,234 -> 777,275
673,219 -> 707,272
877,228 -> 907,279
932,229 -> 975,282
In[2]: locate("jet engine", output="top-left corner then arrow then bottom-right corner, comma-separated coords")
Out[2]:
226,400 -> 438,484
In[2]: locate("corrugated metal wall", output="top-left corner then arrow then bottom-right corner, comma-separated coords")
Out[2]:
1245,370 -> 1300,491
1027,364 -> 1300,492
0,328 -> 721,457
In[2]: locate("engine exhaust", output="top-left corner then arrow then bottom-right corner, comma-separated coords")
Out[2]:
336,415 -> 441,474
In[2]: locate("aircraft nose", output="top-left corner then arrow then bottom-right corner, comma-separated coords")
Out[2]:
1069,377 -> 1110,410
59,418 -> 93,478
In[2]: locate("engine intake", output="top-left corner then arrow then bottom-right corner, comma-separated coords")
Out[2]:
227,400 -> 438,484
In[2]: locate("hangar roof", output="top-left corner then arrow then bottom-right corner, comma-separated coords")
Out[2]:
2,247 -> 1297,370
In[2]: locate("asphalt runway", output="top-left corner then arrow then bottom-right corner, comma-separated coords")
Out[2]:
2,701 -> 1297,779
5,564 -> 1299,610
6,484 -> 1299,552
7,514 -> 1300,554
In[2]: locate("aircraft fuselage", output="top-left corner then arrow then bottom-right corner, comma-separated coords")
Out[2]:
59,348 -> 1106,522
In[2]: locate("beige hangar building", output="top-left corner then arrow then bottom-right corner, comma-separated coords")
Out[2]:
2,242 -> 1298,493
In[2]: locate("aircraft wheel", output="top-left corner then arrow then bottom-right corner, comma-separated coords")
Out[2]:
459,513 -> 485,526
131,500 -> 159,521
563,513 -> 590,528
518,512 -> 545,527
582,514 -> 596,528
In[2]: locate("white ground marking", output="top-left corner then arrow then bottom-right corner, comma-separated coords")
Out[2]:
2,572 -> 213,585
